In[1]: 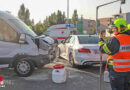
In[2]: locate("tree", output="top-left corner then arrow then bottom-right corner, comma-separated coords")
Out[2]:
25,9 -> 31,25
57,10 -> 63,24
33,21 -> 44,35
18,4 -> 25,22
28,10 -> 66,35
18,4 -> 31,25
71,10 -> 78,25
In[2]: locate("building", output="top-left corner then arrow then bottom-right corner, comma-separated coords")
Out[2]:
113,12 -> 130,24
82,19 -> 96,35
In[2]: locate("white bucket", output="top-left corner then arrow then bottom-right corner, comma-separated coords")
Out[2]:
104,71 -> 110,83
52,64 -> 66,83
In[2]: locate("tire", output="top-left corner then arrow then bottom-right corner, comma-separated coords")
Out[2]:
49,49 -> 56,62
14,58 -> 35,77
53,47 -> 61,62
69,53 -> 77,68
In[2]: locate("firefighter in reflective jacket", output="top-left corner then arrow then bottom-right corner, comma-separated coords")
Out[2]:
98,18 -> 130,90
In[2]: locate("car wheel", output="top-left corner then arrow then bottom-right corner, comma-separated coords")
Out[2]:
49,49 -> 56,62
53,47 -> 61,62
14,59 -> 34,77
69,53 -> 76,68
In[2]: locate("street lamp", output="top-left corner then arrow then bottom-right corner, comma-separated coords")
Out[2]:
67,0 -> 69,24
96,0 -> 125,34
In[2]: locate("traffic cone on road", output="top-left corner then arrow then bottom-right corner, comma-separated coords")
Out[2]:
0,76 -> 5,87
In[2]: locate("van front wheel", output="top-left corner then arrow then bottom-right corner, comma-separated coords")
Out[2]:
14,59 -> 34,77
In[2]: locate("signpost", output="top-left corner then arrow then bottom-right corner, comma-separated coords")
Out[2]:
77,20 -> 83,34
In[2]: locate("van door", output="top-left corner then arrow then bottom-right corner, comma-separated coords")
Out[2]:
0,18 -> 20,65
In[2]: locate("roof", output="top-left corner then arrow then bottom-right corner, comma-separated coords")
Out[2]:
0,11 -> 17,20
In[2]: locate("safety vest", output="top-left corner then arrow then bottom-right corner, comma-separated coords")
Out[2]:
108,34 -> 130,72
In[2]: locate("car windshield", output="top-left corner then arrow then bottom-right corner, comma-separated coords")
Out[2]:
9,19 -> 37,37
78,36 -> 99,44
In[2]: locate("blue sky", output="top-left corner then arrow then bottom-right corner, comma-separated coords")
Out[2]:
0,0 -> 130,23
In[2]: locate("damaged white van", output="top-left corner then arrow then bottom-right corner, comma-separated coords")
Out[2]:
0,11 -> 50,77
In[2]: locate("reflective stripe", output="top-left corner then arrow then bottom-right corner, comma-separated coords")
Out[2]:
113,65 -> 130,68
114,59 -> 130,62
114,68 -> 130,72
120,45 -> 130,52
108,35 -> 130,72
98,41 -> 105,46
103,44 -> 111,54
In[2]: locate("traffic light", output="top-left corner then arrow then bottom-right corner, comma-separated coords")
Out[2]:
121,0 -> 125,4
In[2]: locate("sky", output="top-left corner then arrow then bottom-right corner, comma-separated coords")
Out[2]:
0,0 -> 130,23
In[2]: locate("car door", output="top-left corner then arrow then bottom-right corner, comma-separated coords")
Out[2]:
59,36 -> 71,58
65,36 -> 75,59
0,18 -> 20,65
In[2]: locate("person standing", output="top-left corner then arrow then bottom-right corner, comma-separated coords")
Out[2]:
98,18 -> 130,90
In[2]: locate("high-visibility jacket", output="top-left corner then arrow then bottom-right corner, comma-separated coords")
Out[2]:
108,34 -> 130,72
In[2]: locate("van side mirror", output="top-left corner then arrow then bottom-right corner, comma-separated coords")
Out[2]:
19,34 -> 26,44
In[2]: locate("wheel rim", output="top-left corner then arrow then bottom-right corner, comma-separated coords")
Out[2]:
17,61 -> 30,74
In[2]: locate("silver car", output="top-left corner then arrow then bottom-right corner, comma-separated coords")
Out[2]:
57,35 -> 107,67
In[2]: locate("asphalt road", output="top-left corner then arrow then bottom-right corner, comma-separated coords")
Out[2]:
0,58 -> 111,90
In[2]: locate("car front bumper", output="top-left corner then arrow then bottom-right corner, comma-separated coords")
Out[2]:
31,55 -> 50,68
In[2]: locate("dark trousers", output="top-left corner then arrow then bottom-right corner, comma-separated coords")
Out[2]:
108,65 -> 130,90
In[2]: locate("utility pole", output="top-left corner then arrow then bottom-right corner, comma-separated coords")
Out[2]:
67,0 -> 69,24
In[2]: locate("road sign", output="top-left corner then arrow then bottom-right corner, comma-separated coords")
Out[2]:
77,20 -> 83,34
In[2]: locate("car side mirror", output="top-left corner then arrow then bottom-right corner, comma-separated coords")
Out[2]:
19,34 -> 26,44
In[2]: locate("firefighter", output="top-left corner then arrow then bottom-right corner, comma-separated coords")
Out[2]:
98,18 -> 130,90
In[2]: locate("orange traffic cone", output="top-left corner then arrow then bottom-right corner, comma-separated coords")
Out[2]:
0,76 -> 5,87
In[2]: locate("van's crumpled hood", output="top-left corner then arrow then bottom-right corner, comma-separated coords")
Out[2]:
34,36 -> 55,51
39,35 -> 55,45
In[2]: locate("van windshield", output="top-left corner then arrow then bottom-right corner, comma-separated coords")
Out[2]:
9,19 -> 37,37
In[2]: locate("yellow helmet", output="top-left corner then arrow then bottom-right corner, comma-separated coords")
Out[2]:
112,18 -> 127,33
128,24 -> 130,30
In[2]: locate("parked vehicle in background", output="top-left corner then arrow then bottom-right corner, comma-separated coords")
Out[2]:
0,11 -> 51,77
44,24 -> 77,43
57,35 -> 107,67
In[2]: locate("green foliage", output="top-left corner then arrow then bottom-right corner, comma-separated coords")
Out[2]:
71,10 -> 78,25
17,4 -> 79,36
18,4 -> 31,25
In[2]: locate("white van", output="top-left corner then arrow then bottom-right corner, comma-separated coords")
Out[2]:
44,24 -> 77,43
0,11 -> 51,77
